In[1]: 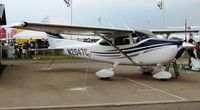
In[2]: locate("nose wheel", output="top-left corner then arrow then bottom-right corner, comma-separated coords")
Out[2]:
153,64 -> 172,80
153,61 -> 180,80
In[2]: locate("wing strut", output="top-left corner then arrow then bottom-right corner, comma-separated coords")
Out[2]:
98,33 -> 139,66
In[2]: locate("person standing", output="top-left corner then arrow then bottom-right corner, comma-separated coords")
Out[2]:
187,37 -> 195,68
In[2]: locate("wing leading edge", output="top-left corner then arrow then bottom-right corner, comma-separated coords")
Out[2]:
151,29 -> 199,35
9,22 -> 199,37
9,22 -> 134,37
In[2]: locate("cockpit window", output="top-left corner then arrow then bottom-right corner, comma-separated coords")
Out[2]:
114,36 -> 130,45
132,30 -> 155,43
99,36 -> 130,46
99,39 -> 112,46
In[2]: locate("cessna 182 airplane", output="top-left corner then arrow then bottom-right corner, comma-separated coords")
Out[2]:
8,22 -> 199,80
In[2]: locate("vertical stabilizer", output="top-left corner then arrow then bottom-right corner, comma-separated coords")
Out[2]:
46,32 -> 91,49
46,33 -> 65,48
0,4 -> 6,25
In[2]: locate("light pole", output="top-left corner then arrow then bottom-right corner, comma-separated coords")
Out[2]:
162,0 -> 165,29
98,16 -> 101,26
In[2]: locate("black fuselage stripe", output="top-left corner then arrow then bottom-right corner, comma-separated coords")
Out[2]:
92,43 -> 175,55
108,39 -> 182,52
92,44 -> 176,59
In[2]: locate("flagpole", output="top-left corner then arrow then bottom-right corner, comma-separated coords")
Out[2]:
162,0 -> 165,29
70,0 -> 73,39
71,0 -> 73,25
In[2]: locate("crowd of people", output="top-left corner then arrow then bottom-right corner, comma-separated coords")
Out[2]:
14,39 -> 49,59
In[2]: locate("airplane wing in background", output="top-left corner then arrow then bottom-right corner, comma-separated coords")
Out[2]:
151,29 -> 199,35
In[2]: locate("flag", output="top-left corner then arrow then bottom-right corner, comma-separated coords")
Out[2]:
64,0 -> 71,7
157,1 -> 163,9
11,29 -> 17,38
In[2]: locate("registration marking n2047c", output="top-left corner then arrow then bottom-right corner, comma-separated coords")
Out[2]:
66,48 -> 89,56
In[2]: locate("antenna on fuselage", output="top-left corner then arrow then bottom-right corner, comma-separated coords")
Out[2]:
108,22 -> 114,28
124,23 -> 131,30
98,16 -> 101,26
184,19 -> 187,42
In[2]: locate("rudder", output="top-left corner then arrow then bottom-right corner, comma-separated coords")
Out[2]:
0,4 -> 6,25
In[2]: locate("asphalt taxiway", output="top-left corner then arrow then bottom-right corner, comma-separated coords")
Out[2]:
0,60 -> 200,110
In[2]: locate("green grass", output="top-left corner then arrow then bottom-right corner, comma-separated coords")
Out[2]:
169,63 -> 200,72
35,55 -> 80,60
3,55 -> 81,61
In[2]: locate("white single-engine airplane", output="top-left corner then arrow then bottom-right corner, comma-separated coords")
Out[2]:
8,22 -> 199,80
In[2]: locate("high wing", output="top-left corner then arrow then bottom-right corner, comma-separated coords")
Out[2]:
9,22 -> 134,37
151,29 -> 199,35
9,22 -> 199,37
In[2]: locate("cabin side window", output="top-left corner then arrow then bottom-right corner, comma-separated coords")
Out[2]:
132,31 -> 152,43
99,36 -> 130,46
99,39 -> 113,46
114,36 -> 130,45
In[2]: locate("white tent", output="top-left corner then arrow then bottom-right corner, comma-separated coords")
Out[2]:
13,17 -> 101,41
13,17 -> 68,39
13,30 -> 47,39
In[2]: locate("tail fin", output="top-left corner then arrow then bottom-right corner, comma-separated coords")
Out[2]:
46,33 -> 65,48
0,4 -> 6,25
46,32 -> 91,49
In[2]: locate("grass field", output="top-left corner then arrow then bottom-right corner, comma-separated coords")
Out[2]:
3,54 -> 199,72
3,55 -> 80,61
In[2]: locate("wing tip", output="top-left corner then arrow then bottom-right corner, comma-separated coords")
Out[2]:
6,21 -> 27,28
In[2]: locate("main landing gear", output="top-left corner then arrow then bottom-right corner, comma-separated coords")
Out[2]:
153,63 -> 172,80
95,62 -> 119,80
95,62 -> 180,81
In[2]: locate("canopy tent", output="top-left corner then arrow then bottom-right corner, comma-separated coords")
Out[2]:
13,30 -> 47,39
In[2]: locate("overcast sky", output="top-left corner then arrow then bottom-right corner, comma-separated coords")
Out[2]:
2,0 -> 200,29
